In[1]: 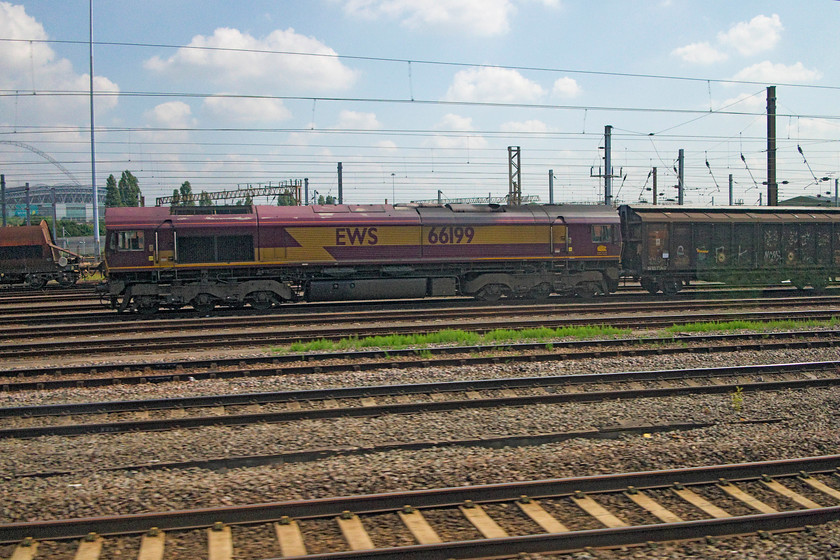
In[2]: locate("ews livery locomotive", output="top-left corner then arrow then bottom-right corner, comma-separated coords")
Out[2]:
102,203 -> 621,314
102,202 -> 840,313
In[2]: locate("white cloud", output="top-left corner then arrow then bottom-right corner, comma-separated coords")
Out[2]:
427,113 -> 488,150
551,76 -> 581,98
444,67 -> 545,103
204,96 -> 291,123
336,110 -> 382,130
436,113 -> 475,131
787,118 -> 840,140
0,2 -> 119,121
733,61 -> 822,83
500,119 -> 549,133
376,140 -> 399,151
717,14 -> 782,56
717,92 -> 765,111
342,0 -> 516,36
145,101 -> 196,128
145,27 -> 357,93
672,42 -> 728,65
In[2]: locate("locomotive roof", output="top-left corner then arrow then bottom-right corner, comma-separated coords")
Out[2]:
106,203 -> 622,227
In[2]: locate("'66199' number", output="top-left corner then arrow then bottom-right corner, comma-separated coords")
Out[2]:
427,226 -> 475,244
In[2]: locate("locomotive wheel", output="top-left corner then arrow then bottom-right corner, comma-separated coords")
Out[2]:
135,296 -> 159,316
248,291 -> 276,311
25,275 -> 46,289
527,283 -> 552,300
575,281 -> 601,299
191,294 -> 216,315
639,277 -> 659,294
475,283 -> 505,302
661,278 -> 682,295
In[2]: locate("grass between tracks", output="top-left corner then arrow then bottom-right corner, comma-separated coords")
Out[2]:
664,317 -> 840,333
276,325 -> 629,354
274,317 -> 840,355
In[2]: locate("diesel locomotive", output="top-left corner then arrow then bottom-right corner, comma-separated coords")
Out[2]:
102,203 -> 621,313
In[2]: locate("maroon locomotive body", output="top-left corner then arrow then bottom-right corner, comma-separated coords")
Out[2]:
103,203 -> 621,313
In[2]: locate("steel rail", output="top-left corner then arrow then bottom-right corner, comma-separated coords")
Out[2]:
0,290 -> 837,327
1,362 -> 837,439
1,455 -> 838,543
2,329 -> 839,392
272,508 -> 840,559
2,295 -> 838,335
0,308 -> 838,360
21,420 -> 780,479
2,359 -> 838,419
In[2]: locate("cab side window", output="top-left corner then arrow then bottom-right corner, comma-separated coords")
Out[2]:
591,224 -> 615,243
117,230 -> 144,251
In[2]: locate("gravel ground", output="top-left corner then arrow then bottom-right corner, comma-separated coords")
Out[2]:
1,334 -> 839,558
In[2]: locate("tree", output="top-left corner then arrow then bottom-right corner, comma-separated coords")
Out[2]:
277,191 -> 296,206
104,174 -> 122,207
198,191 -> 213,206
243,193 -> 253,206
317,194 -> 325,204
325,194 -> 337,205
118,170 -> 141,206
171,189 -> 181,206
179,181 -> 195,206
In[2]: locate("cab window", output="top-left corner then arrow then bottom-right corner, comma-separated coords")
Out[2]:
591,224 -> 615,243
117,230 -> 144,251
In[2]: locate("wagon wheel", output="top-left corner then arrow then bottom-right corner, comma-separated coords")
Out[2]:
57,272 -> 78,288
661,278 -> 682,296
475,283 -> 505,302
248,291 -> 276,311
639,277 -> 659,295
809,275 -> 829,294
791,277 -> 808,291
191,293 -> 216,315
25,275 -> 46,289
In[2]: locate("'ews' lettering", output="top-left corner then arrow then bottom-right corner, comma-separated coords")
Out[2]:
335,227 -> 379,246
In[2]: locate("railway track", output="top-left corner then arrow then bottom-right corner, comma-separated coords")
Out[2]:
0,306 -> 838,360
0,286 -> 836,324
1,328 -> 839,390
3,455 -> 840,558
1,359 -> 836,439
2,295 -> 840,337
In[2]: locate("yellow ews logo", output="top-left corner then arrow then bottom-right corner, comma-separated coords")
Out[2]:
335,227 -> 379,246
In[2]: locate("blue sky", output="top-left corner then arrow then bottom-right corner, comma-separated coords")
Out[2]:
1,1 -> 838,206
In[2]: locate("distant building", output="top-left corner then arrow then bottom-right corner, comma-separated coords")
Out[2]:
1,184 -> 106,222
779,195 -> 838,207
